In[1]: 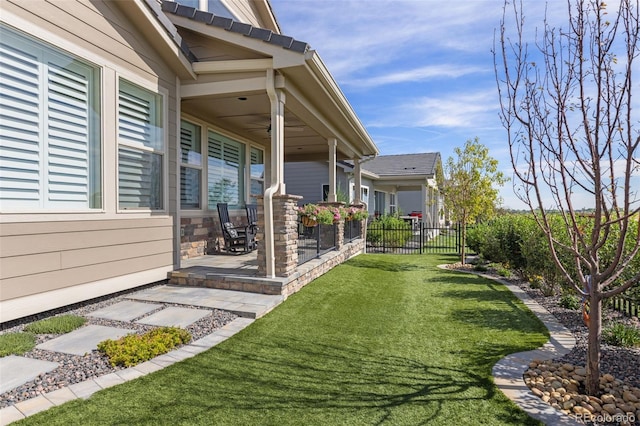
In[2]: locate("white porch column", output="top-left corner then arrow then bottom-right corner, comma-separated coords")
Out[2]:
421,182 -> 428,226
327,138 -> 337,202
354,158 -> 362,204
264,69 -> 286,278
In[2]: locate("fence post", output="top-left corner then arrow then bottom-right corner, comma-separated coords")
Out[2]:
419,223 -> 423,254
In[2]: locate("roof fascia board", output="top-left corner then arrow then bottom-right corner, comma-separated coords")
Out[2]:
305,52 -> 378,156
115,1 -> 195,80
166,14 -> 306,69
192,58 -> 273,74
181,75 -> 266,98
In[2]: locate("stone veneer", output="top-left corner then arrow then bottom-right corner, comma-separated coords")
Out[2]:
180,210 -> 248,260
168,238 -> 366,297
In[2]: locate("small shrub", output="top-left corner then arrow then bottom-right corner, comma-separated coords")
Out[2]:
559,294 -> 581,310
473,264 -> 488,272
98,327 -> 192,367
602,323 -> 640,348
0,332 -> 36,357
529,275 -> 544,289
25,315 -> 86,334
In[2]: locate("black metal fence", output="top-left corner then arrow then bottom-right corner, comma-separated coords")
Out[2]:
297,222 -> 336,265
344,219 -> 363,242
366,223 -> 463,255
607,294 -> 640,318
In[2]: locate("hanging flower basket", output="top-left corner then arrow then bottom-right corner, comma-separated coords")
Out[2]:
301,215 -> 318,227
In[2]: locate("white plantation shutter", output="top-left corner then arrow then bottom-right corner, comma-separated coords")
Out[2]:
0,40 -> 41,209
117,80 -> 164,210
249,147 -> 264,203
0,26 -> 100,210
207,131 -> 244,208
46,60 -> 93,207
180,120 -> 201,209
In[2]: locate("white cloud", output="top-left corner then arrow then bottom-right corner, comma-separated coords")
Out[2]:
346,64 -> 490,88
368,90 -> 499,129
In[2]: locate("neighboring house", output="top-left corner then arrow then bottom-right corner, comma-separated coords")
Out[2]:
0,0 -> 378,323
285,153 -> 444,226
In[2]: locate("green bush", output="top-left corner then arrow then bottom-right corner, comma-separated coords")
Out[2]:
602,323 -> 640,348
559,294 -> 581,310
0,332 -> 36,357
25,314 -> 86,334
98,327 -> 192,367
367,215 -> 414,247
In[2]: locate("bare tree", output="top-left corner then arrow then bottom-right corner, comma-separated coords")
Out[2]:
495,0 -> 640,395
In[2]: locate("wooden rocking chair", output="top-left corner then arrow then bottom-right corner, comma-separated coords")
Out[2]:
217,203 -> 255,253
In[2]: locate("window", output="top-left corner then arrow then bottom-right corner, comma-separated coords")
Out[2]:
207,130 -> 244,208
117,79 -> 164,210
374,191 -> 386,216
249,147 -> 264,203
180,120 -> 202,209
350,183 -> 369,206
322,184 -> 330,202
0,25 -> 101,211
390,193 -> 397,215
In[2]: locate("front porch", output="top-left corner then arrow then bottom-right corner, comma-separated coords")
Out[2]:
168,237 -> 365,297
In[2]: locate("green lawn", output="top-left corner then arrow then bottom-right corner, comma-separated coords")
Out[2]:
19,254 -> 548,425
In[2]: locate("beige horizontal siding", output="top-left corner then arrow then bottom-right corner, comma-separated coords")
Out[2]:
0,252 -> 173,301
0,217 -> 174,301
0,226 -> 173,258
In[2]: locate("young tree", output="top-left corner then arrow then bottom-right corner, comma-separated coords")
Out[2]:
496,0 -> 640,395
443,138 -> 507,264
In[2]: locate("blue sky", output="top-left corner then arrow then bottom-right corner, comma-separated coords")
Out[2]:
268,0 -> 570,210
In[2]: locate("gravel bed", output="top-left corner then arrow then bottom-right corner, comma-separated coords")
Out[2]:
0,286 -> 237,408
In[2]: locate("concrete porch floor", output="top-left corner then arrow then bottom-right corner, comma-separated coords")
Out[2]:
178,251 -> 260,277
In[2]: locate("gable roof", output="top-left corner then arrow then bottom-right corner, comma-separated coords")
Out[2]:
161,1 -> 309,54
362,153 -> 441,177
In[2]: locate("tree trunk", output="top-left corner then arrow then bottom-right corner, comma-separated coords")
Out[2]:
585,292 -> 602,395
460,222 -> 467,264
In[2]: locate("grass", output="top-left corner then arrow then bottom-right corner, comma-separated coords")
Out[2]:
0,332 -> 36,357
24,315 -> 86,334
17,254 -> 548,425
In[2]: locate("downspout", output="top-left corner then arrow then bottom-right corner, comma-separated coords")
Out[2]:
264,69 -> 285,278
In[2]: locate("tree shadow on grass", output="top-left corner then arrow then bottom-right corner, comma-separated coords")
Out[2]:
137,338 -> 538,425
345,256 -> 426,272
44,336 -> 540,426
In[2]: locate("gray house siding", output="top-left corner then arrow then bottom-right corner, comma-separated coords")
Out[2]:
285,162 -> 350,205
398,191 -> 422,215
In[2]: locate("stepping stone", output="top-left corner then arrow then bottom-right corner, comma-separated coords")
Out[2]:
36,325 -> 135,356
0,356 -> 59,394
87,301 -> 161,322
135,306 -> 209,328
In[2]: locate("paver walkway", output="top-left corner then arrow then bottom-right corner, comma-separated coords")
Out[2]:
0,285 -> 283,425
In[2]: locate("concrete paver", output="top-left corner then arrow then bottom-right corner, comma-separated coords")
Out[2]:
43,387 -> 78,406
129,285 -> 283,319
135,306 -> 210,328
0,356 -> 59,394
88,300 -> 161,322
36,325 -> 136,356
13,395 -> 54,417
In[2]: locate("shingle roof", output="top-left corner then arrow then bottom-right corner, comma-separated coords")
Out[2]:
160,1 -> 310,54
362,153 -> 441,177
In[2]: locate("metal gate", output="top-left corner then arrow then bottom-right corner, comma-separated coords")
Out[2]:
365,223 -> 463,254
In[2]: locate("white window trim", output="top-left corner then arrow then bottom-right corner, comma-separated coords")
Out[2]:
115,76 -> 168,213
247,145 -> 265,203
0,23 -> 102,214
